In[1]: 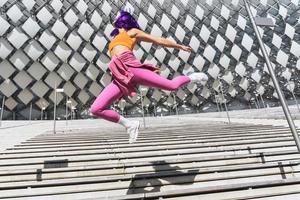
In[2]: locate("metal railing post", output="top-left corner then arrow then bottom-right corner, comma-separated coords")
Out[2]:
41,108 -> 43,120
243,0 -> 300,151
65,98 -> 68,126
214,90 -> 220,112
255,94 -> 261,109
260,94 -> 266,108
173,93 -> 179,118
287,82 -> 300,113
0,96 -> 5,127
219,81 -> 231,124
29,102 -> 32,123
139,89 -> 146,128
53,83 -> 57,134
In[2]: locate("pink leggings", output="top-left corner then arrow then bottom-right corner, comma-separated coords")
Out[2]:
90,67 -> 191,123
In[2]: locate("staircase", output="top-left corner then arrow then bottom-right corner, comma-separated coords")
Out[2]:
1,121 -> 300,199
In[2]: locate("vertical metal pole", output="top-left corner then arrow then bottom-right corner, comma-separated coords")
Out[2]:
29,102 -> 32,123
71,103 -> 74,121
287,82 -> 300,113
53,83 -> 57,134
154,103 -> 157,117
0,96 -> 5,127
291,90 -> 300,113
220,102 -> 224,111
255,95 -> 261,109
219,83 -> 231,124
218,93 -> 224,112
253,98 -> 259,109
260,94 -> 266,108
173,93 -> 179,118
65,98 -> 68,126
41,109 -> 43,120
140,90 -> 146,128
122,100 -> 125,116
243,0 -> 300,151
214,90 -> 220,112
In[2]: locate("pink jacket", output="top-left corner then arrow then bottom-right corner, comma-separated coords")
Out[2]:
108,50 -> 159,97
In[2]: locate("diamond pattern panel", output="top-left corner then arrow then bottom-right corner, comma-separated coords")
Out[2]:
0,0 -> 298,117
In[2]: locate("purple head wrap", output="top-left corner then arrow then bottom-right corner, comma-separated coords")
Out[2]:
110,10 -> 141,37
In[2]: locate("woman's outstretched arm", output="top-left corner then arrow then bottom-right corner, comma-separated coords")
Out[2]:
132,28 -> 192,52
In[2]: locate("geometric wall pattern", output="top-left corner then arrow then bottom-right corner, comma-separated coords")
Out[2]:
0,0 -> 299,119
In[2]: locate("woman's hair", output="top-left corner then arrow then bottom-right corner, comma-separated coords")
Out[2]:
110,10 -> 141,37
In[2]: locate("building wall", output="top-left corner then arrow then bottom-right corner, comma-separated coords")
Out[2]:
0,0 -> 299,120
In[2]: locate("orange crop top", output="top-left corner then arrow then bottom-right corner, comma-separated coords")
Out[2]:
108,31 -> 135,52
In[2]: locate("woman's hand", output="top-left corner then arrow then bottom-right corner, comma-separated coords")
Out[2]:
180,45 -> 193,52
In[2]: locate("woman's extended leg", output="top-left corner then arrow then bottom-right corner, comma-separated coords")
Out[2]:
90,81 -> 140,143
130,67 -> 191,90
90,81 -> 123,123
130,67 -> 208,90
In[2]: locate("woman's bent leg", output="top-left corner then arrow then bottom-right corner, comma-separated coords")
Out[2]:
90,81 -> 123,123
130,67 -> 191,91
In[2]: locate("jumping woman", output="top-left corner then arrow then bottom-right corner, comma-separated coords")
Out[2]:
90,10 -> 208,143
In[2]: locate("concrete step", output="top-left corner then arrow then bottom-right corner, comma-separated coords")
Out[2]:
0,159 -> 299,188
0,132 -> 294,159
21,127 -> 292,145
157,182 -> 300,200
0,138 -> 298,168
0,150 -> 299,182
0,121 -> 299,199
0,164 -> 299,199
7,127 -> 293,149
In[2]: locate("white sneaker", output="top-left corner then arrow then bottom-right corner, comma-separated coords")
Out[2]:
127,121 -> 140,144
189,72 -> 208,84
